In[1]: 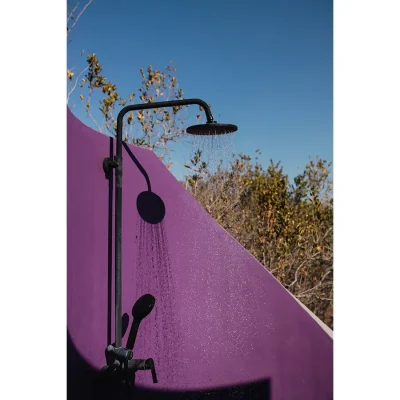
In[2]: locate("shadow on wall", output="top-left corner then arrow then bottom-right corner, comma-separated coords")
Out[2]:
67,331 -> 271,400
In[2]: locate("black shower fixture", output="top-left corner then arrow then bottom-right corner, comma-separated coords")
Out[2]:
103,98 -> 238,369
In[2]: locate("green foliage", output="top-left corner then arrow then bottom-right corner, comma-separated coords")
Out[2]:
184,153 -> 334,329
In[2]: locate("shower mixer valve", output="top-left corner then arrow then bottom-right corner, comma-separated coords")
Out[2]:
106,345 -> 133,363
101,294 -> 158,388
104,345 -> 158,387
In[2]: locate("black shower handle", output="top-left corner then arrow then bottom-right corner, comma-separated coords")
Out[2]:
148,358 -> 158,383
128,358 -> 158,383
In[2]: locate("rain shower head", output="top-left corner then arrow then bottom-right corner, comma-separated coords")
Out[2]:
186,122 -> 238,136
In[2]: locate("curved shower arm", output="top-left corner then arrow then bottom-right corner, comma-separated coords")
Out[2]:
116,98 -> 215,142
115,98 -> 216,192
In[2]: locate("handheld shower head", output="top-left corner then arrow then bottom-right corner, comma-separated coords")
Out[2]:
126,294 -> 156,351
132,294 -> 156,322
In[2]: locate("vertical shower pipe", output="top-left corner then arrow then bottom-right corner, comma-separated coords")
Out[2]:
114,98 -> 215,348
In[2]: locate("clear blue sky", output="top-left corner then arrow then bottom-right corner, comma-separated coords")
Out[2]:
68,0 -> 332,181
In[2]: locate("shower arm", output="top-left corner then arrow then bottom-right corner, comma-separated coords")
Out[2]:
112,99 -> 216,349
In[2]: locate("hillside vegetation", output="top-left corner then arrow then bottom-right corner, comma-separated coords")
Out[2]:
184,151 -> 333,329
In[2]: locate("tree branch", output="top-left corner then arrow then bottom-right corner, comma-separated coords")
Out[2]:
67,0 -> 93,36
67,2 -> 80,23
67,64 -> 89,103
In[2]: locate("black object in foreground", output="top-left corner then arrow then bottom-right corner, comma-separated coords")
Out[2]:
102,294 -> 157,388
107,98 -> 238,354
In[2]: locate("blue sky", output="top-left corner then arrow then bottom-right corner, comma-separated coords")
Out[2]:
68,0 -> 332,181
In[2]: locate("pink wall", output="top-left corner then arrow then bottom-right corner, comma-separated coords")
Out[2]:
67,108 -> 333,399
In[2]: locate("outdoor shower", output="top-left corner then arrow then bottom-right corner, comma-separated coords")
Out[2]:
102,99 -> 237,387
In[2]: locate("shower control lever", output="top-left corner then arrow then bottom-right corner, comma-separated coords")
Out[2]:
128,358 -> 158,384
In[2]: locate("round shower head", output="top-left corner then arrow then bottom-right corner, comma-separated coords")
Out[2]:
186,122 -> 238,136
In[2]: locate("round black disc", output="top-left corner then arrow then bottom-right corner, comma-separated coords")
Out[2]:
136,191 -> 165,224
